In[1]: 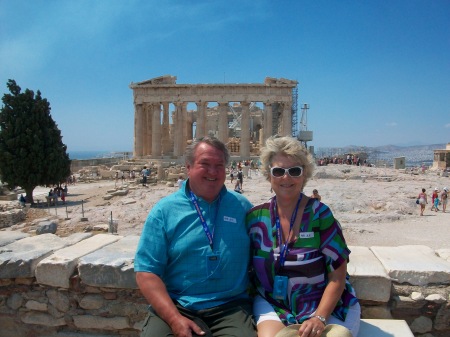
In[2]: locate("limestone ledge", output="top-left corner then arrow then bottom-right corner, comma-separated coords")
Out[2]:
0,232 -> 449,336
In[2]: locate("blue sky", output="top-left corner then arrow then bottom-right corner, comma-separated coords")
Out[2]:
1,0 -> 449,154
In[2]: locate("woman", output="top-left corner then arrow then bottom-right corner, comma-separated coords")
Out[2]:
418,188 -> 427,216
441,187 -> 448,213
247,136 -> 360,337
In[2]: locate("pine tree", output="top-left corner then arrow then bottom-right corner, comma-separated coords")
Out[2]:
0,79 -> 71,204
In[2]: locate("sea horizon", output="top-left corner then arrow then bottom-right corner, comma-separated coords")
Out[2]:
68,150 -> 132,160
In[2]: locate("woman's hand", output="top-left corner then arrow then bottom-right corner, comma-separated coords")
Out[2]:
298,317 -> 326,336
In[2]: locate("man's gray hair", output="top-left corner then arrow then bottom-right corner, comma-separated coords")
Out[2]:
185,137 -> 230,166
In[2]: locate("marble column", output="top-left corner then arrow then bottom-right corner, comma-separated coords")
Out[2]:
196,101 -> 207,139
281,102 -> 292,137
173,102 -> 183,157
134,104 -> 143,157
218,102 -> 229,144
264,102 -> 273,143
162,102 -> 170,155
181,102 -> 188,151
143,103 -> 151,156
240,101 -> 250,158
152,103 -> 161,157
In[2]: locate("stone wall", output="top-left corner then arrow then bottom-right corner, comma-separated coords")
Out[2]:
0,204 -> 25,229
0,232 -> 449,337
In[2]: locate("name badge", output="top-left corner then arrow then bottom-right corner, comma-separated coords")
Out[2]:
273,275 -> 288,300
300,232 -> 314,239
223,216 -> 236,223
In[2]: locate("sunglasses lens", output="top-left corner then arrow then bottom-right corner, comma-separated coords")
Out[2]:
271,167 -> 286,177
288,167 -> 302,177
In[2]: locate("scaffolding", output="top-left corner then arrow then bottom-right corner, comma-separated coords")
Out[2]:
291,86 -> 298,137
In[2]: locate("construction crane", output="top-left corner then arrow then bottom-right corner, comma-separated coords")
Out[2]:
297,103 -> 313,148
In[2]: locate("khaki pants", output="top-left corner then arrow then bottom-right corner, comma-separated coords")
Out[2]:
140,298 -> 256,337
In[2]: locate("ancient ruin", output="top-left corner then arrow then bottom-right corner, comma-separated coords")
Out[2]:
129,75 -> 299,158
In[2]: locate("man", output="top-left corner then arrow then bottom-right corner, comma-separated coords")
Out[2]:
141,166 -> 148,187
135,137 -> 256,337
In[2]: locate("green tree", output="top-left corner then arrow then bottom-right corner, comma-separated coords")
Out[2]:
0,79 -> 71,204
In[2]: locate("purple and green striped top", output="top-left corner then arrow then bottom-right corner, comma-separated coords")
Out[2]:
246,194 -> 358,325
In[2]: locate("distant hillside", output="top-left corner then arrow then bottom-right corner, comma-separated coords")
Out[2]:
373,144 -> 446,152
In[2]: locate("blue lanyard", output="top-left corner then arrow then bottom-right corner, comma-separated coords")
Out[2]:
190,191 -> 221,251
274,194 -> 303,268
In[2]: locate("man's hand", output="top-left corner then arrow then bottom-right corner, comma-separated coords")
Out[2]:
170,316 -> 206,337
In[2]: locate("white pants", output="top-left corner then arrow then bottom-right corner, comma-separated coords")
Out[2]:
253,295 -> 361,337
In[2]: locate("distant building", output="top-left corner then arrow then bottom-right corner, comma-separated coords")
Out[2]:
394,157 -> 406,169
433,143 -> 450,170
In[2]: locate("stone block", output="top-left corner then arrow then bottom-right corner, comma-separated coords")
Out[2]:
72,315 -> 129,330
0,234 -> 78,278
359,319 -> 414,337
36,220 -> 58,235
21,311 -> 66,327
78,236 -> 139,289
370,245 -> 450,286
436,248 -> 450,262
0,231 -> 29,247
36,234 -> 122,288
348,246 -> 391,302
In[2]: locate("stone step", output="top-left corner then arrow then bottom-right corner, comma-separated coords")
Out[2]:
360,319 -> 414,337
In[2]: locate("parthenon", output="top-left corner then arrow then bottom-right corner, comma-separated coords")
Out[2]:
129,75 -> 298,159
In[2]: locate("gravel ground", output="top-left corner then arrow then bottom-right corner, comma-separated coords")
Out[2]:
7,165 -> 450,250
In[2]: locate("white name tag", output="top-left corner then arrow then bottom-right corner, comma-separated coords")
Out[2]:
223,216 -> 236,223
300,232 -> 314,238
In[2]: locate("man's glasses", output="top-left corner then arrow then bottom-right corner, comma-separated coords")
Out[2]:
270,166 -> 303,178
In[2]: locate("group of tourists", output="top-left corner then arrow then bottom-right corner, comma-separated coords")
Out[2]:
316,156 -> 369,167
417,187 -> 448,215
135,136 -> 359,337
48,185 -> 68,205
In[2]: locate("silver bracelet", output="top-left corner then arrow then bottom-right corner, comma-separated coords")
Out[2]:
311,315 -> 327,326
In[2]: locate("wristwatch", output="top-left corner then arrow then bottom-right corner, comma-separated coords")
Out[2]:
311,315 -> 327,326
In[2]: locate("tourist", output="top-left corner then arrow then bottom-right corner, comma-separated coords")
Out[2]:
441,187 -> 448,213
61,190 -> 66,204
434,194 -> 440,212
134,137 -> 256,337
237,168 -> 243,190
19,194 -> 26,207
234,180 -> 242,194
247,136 -> 360,337
431,188 -> 439,211
141,166 -> 148,187
230,167 -> 235,184
176,175 -> 184,189
418,188 -> 428,216
310,188 -> 322,201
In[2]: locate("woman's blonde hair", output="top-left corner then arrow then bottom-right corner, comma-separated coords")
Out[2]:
260,136 -> 314,186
